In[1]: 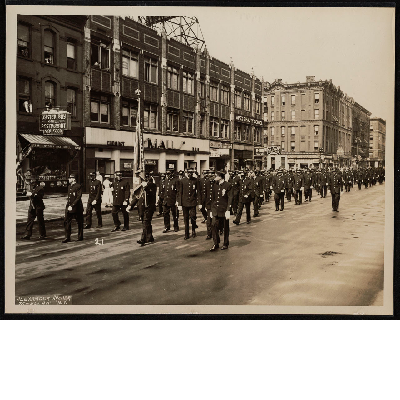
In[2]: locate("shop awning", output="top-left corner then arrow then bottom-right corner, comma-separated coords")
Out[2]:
19,134 -> 81,150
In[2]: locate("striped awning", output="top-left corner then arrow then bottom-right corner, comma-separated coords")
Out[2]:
19,134 -> 81,150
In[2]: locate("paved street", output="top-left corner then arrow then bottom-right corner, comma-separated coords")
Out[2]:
15,183 -> 385,306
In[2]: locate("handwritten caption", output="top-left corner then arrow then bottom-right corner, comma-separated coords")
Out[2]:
16,295 -> 72,305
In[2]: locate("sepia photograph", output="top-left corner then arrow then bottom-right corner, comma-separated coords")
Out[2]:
5,5 -> 395,314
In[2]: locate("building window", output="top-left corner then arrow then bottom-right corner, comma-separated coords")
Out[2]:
121,100 -> 138,127
144,57 -> 158,84
314,125 -> 319,135
200,114 -> 205,136
281,111 -> 285,121
183,71 -> 194,95
210,117 -> 219,137
67,41 -> 76,70
271,126 -> 275,138
183,111 -> 194,133
18,77 -> 32,112
91,38 -> 110,69
44,29 -> 55,64
122,50 -> 138,79
17,23 -> 30,58
291,126 -> 296,136
200,81 -> 205,99
314,93 -> 320,104
166,109 -> 179,132
254,127 -> 261,143
144,103 -> 158,129
44,81 -> 56,107
220,119 -> 229,139
291,110 -> 295,120
243,93 -> 251,111
243,125 -> 251,142
314,109 -> 319,119
281,141 -> 285,151
314,141 -> 319,151
221,85 -> 229,105
271,95 -> 275,106
281,94 -> 285,106
234,124 -> 241,141
290,141 -> 295,151
67,88 -> 77,117
210,82 -> 218,102
234,90 -> 241,108
255,97 -> 261,114
281,126 -> 285,137
167,65 -> 179,90
264,134 -> 268,145
271,111 -> 275,121
291,95 -> 295,105
91,95 -> 110,123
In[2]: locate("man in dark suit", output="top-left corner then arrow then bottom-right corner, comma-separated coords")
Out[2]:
162,168 -> 179,233
111,171 -> 130,232
328,168 -> 343,212
253,168 -> 264,217
157,173 -> 166,216
84,172 -> 102,229
177,168 -> 200,239
21,178 -> 46,240
293,169 -> 304,205
272,168 -> 286,211
233,170 -> 252,225
231,170 -> 241,215
303,167 -> 313,202
199,170 -> 209,223
136,173 -> 157,246
210,170 -> 233,251
62,174 -> 84,243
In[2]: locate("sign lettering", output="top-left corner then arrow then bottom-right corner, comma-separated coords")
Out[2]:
235,115 -> 263,126
39,111 -> 71,135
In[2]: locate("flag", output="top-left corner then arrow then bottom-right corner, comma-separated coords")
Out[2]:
133,104 -> 145,190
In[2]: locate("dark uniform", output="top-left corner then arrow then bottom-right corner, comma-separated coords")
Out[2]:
199,172 -> 209,222
177,171 -> 200,239
22,180 -> 46,239
233,174 -> 252,225
162,171 -> 179,232
253,171 -> 264,217
303,170 -> 313,202
286,171 -> 294,202
157,174 -> 166,216
63,177 -> 84,242
210,177 -> 233,250
231,173 -> 241,215
111,173 -> 130,231
272,171 -> 286,211
137,178 -> 157,246
293,171 -> 303,205
328,170 -> 342,212
204,174 -> 214,239
85,174 -> 102,228
320,170 -> 328,198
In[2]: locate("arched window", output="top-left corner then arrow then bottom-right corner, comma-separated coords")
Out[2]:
44,81 -> 56,107
44,29 -> 55,64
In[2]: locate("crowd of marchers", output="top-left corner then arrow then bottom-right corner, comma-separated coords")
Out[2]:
20,165 -> 385,252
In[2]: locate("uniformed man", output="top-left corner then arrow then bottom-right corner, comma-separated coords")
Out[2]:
328,168 -> 343,212
204,170 -> 214,240
293,169 -> 304,205
21,178 -> 46,240
157,173 -> 166,216
272,168 -> 286,211
111,171 -> 130,232
231,170 -> 241,215
84,172 -> 102,229
162,168 -> 179,233
233,170 -> 252,225
285,169 -> 294,202
303,167 -> 313,202
344,168 -> 352,192
253,168 -> 264,217
209,170 -> 233,251
62,174 -> 83,243
177,168 -> 200,240
320,168 -> 328,198
199,169 -> 209,223
135,173 -> 157,246
264,170 -> 272,202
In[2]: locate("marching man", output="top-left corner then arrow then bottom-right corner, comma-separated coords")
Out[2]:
84,171 -> 102,229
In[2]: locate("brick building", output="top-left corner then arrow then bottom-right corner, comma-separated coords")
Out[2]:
369,117 -> 386,167
82,16 -> 263,189
16,15 -> 87,193
262,76 -> 370,170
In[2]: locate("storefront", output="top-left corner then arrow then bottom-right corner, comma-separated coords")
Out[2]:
18,133 -> 81,193
254,147 -> 265,169
209,140 -> 231,171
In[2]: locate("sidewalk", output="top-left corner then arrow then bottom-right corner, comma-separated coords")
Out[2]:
16,194 -> 113,226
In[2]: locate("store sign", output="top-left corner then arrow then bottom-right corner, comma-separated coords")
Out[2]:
235,115 -> 263,126
40,110 -> 71,135
123,162 -> 132,169
266,146 -> 281,155
254,147 -> 265,155
209,140 -> 232,149
144,159 -> 157,165
210,148 -> 230,157
107,141 -> 125,147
